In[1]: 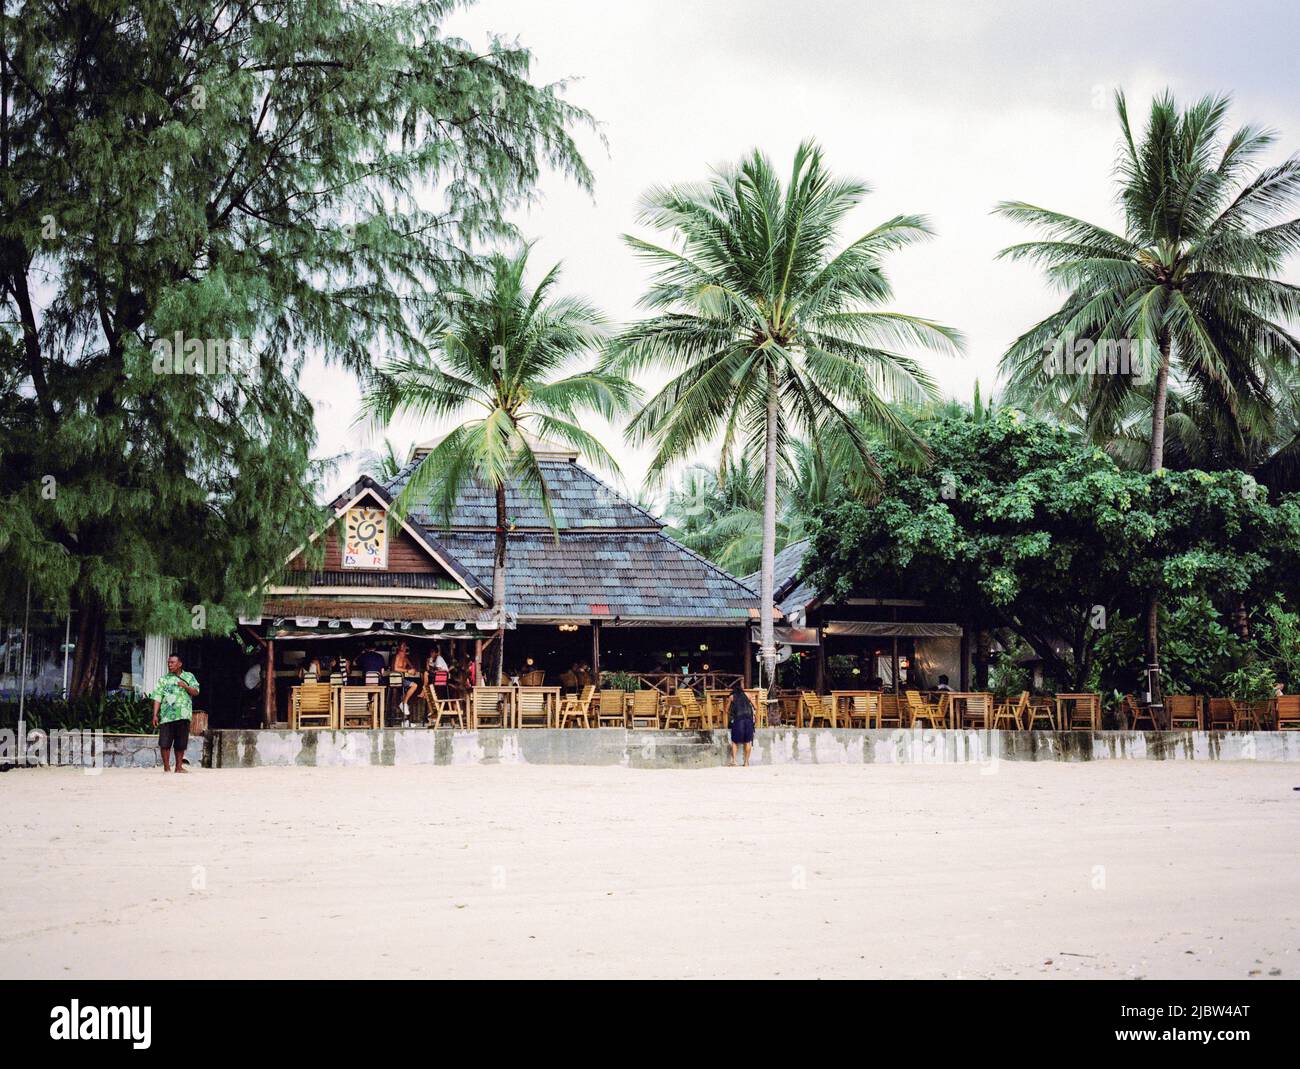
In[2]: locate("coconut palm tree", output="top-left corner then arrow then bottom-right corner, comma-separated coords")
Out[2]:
996,91 -> 1300,703
607,141 -> 962,685
361,248 -> 638,682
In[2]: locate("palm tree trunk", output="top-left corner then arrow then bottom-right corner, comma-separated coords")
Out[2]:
1144,328 -> 1173,708
492,480 -> 508,686
759,366 -> 779,691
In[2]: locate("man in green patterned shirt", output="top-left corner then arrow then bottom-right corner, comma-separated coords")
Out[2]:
150,653 -> 200,773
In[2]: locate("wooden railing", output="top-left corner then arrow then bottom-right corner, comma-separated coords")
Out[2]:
624,671 -> 744,695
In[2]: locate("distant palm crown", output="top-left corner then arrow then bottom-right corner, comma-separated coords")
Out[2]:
998,92 -> 1300,457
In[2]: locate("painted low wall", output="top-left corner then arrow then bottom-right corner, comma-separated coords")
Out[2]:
0,731 -> 206,770
207,727 -> 1300,769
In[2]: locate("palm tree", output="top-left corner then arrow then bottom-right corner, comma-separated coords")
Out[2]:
996,91 -> 1300,703
608,141 -> 962,686
664,452 -> 822,576
362,248 -> 638,682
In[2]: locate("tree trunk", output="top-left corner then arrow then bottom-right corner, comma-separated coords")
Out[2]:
492,480 -> 508,685
1144,328 -> 1173,709
974,629 -> 991,689
68,593 -> 106,699
758,366 -> 780,691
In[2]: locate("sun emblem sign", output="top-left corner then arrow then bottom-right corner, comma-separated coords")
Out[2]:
342,507 -> 388,569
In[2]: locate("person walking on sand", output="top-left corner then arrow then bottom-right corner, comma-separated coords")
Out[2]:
728,678 -> 755,767
150,653 -> 200,773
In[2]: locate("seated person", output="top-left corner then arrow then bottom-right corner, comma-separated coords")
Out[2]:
355,646 -> 386,678
299,655 -> 325,681
935,674 -> 953,693
424,646 -> 450,702
392,641 -> 421,718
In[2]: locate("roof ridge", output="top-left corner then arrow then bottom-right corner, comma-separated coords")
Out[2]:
559,459 -> 664,530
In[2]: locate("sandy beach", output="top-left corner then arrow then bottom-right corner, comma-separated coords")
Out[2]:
1,762 -> 1296,979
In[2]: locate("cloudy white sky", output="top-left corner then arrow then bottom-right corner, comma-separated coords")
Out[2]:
314,0 -> 1300,501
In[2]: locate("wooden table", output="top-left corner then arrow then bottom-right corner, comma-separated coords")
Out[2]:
1055,692 -> 1101,731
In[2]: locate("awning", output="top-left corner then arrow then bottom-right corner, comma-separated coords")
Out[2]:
823,620 -> 962,638
251,598 -> 513,639
750,625 -> 821,647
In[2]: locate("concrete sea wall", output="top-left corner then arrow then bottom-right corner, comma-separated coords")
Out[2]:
0,731 -> 206,770
207,727 -> 1300,769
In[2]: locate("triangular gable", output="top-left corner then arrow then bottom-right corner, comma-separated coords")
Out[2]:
283,476 -> 490,606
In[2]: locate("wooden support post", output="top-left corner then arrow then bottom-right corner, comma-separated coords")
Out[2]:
960,625 -> 970,691
590,620 -> 601,685
741,626 -> 753,688
892,636 -> 900,698
473,638 -> 483,687
263,636 -> 276,727
815,632 -> 826,694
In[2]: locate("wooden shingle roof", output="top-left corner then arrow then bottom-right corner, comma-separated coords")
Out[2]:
380,458 -> 762,624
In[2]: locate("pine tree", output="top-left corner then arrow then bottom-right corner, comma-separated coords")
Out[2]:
0,0 -> 594,693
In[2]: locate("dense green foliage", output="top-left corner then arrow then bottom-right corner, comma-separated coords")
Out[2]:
0,692 -> 153,733
0,0 -> 592,693
803,410 -> 1300,695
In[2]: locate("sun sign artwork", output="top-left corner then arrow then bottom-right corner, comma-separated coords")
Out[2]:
342,507 -> 388,569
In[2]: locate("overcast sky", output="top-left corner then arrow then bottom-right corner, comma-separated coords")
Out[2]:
313,0 -> 1300,501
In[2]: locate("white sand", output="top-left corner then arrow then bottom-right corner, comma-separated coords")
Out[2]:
1,762 -> 1296,979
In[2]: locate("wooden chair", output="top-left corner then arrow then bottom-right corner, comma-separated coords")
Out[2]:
1207,698 -> 1236,731
629,689 -> 660,730
904,690 -> 944,729
558,685 -> 595,729
516,688 -> 550,729
674,689 -> 707,729
801,691 -> 833,728
428,695 -> 466,729
1066,694 -> 1101,730
1166,695 -> 1203,730
338,687 -> 379,729
959,693 -> 994,729
744,688 -> 769,728
596,690 -> 626,728
1276,695 -> 1300,731
290,682 -> 334,730
520,669 -> 545,687
1024,694 -> 1056,730
993,691 -> 1029,730
1123,693 -> 1160,731
847,692 -> 880,729
471,687 -> 506,729
878,692 -> 903,729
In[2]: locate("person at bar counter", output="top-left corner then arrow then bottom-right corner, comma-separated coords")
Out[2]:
150,653 -> 200,774
727,678 -> 755,768
356,644 -> 386,677
425,645 -> 450,701
392,641 -> 420,720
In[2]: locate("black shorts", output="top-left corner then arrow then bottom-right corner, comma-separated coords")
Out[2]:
730,717 -> 755,744
159,719 -> 190,753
